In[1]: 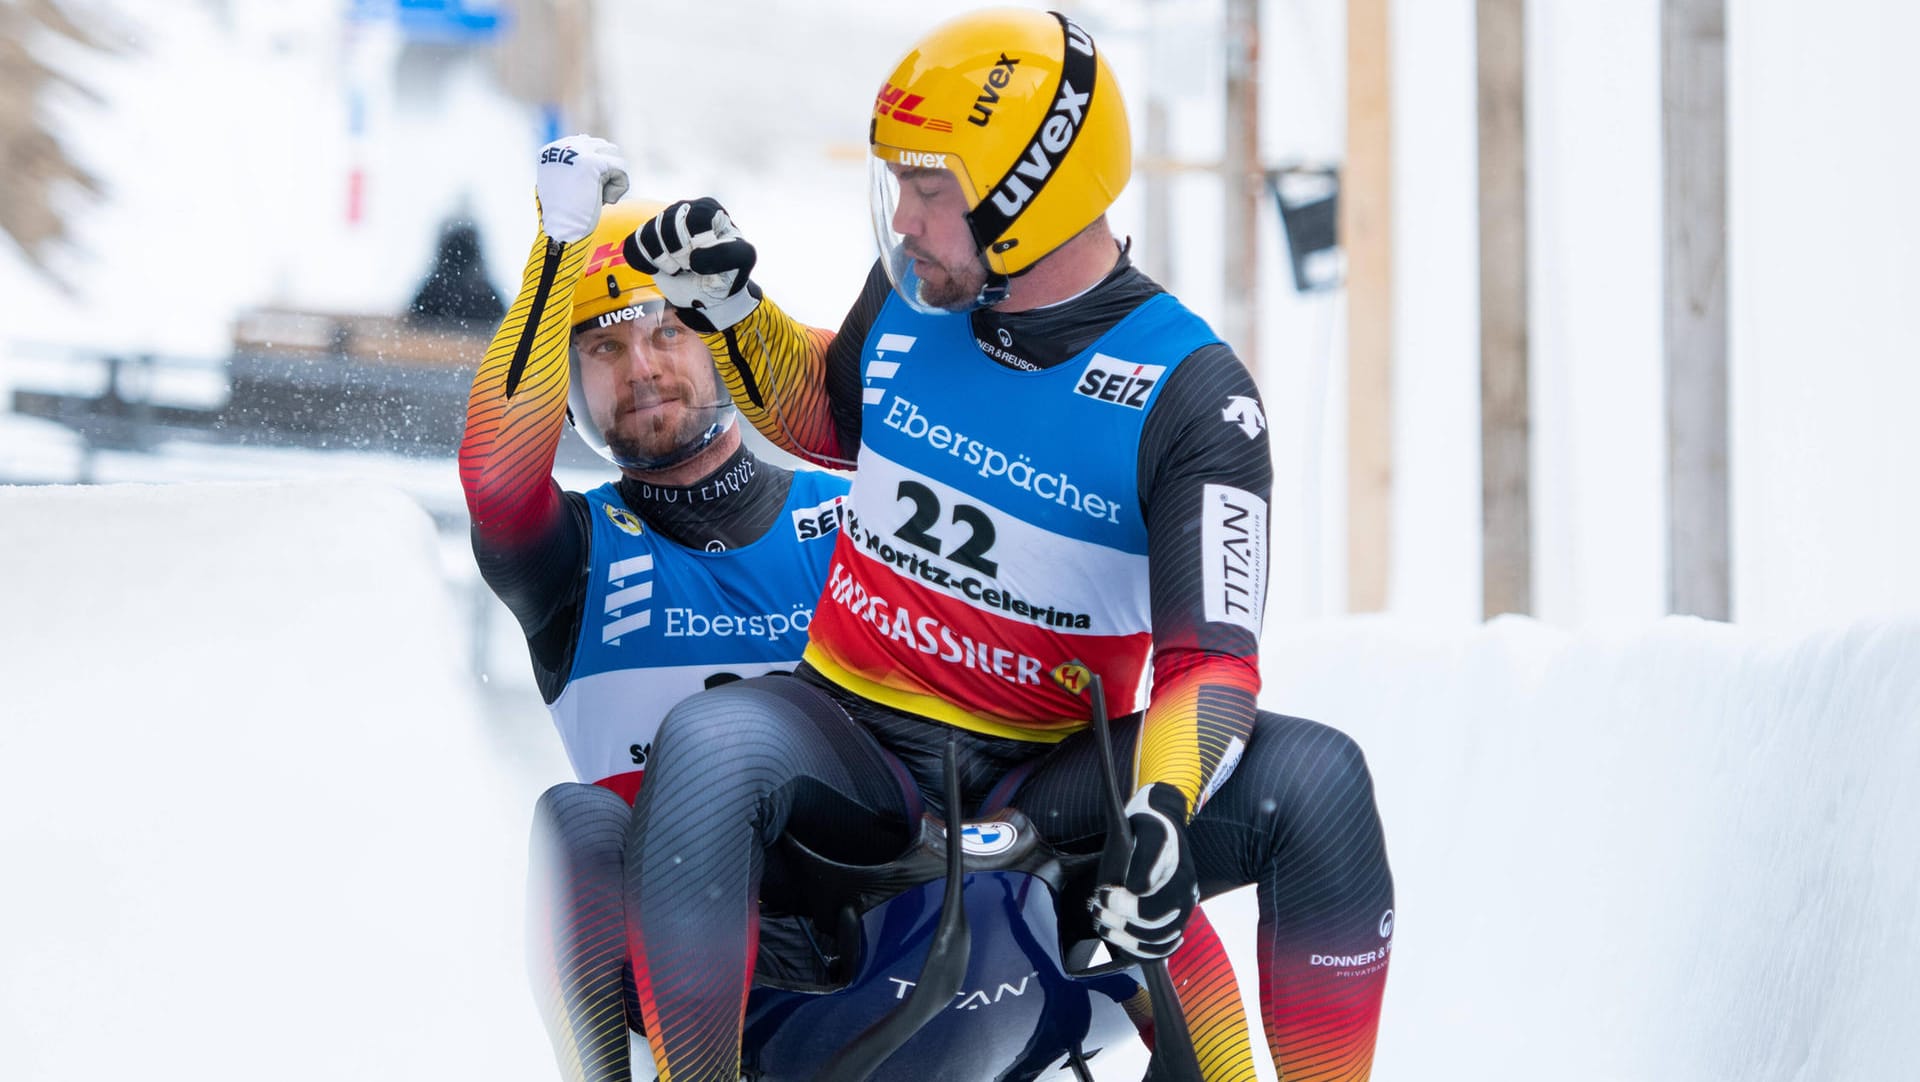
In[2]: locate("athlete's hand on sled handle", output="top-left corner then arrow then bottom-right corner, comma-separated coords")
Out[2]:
536,134 -> 630,243
624,197 -> 760,331
1090,782 -> 1200,961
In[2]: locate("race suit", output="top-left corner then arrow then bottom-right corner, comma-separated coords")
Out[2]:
626,253 -> 1394,1081
460,228 -> 850,1082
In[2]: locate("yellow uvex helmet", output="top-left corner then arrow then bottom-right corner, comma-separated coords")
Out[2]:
869,8 -> 1131,279
569,199 -> 668,333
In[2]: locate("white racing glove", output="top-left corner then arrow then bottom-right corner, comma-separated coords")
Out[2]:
624,197 -> 760,332
1089,783 -> 1200,962
535,134 -> 629,243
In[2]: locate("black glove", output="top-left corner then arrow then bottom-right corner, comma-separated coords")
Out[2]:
624,197 -> 759,331
1089,782 -> 1199,961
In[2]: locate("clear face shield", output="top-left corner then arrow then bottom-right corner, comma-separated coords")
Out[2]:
566,299 -> 738,472
869,146 -> 1004,315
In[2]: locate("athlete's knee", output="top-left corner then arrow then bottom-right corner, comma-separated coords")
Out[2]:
531,782 -> 631,858
647,680 -> 813,797
1244,711 -> 1379,812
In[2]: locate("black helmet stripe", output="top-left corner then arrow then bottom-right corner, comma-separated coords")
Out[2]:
965,12 -> 1099,253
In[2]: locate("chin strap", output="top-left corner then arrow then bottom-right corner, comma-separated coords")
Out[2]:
976,272 -> 1010,309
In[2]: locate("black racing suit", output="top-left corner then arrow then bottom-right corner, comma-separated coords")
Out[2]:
625,250 -> 1395,1081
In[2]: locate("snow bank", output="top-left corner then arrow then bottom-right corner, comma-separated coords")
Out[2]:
1259,616 -> 1920,1080
4,481 -> 1914,1080
0,482 -> 548,1080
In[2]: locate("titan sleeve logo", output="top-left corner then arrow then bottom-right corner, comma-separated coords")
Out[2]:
1201,484 -> 1267,635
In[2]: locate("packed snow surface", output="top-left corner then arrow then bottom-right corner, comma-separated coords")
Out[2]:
2,482 -> 1914,1080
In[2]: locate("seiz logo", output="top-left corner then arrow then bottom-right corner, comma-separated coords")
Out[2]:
792,494 -> 847,541
539,145 -> 579,165
969,53 -> 1022,127
875,84 -> 954,133
1074,354 -> 1165,409
583,241 -> 627,278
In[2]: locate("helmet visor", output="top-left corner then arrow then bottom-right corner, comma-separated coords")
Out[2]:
566,299 -> 738,472
869,145 -> 995,315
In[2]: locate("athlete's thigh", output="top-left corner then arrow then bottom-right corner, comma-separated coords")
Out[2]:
1185,709 -> 1389,896
998,715 -> 1146,852
639,673 -> 918,862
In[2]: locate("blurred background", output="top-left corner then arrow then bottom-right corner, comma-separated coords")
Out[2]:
5,2 -> 1918,1078
9,0 -> 1917,657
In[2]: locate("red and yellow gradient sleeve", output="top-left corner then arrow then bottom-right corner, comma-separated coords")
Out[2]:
1135,648 -> 1262,819
1167,907 -> 1262,1081
700,294 -> 842,466
458,228 -> 588,546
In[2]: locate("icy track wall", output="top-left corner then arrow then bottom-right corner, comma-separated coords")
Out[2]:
2,482 -> 1915,1081
1260,618 -> 1920,1081
0,483 -> 551,1081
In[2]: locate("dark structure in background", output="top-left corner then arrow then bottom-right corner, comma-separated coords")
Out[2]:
11,214 -> 599,466
409,219 -> 507,330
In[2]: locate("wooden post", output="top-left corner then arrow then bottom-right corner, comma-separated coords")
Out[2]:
1344,0 -> 1393,613
1142,96 -> 1173,285
1663,0 -> 1730,619
1478,0 -> 1532,618
1223,0 -> 1261,377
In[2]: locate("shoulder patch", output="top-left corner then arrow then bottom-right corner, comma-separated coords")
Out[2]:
1074,353 -> 1166,409
603,503 -> 644,537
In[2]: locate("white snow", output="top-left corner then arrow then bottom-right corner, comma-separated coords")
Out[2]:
1257,616 -> 1920,1080
0,482 -> 552,1079
2,482 -> 1914,1079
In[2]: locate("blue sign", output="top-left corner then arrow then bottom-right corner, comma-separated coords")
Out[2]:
350,0 -> 508,43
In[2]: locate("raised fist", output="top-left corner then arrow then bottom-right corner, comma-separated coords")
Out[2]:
535,134 -> 629,243
624,197 -> 759,331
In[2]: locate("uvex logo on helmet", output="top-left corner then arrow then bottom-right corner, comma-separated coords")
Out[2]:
966,15 -> 1098,255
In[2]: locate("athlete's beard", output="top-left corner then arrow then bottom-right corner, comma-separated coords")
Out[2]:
606,399 -> 721,466
909,243 -> 991,311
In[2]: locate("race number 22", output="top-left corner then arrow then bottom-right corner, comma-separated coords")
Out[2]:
893,480 -> 999,577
